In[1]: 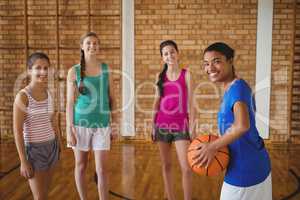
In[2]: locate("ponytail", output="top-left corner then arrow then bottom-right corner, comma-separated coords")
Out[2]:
156,63 -> 168,96
78,49 -> 86,94
78,31 -> 99,94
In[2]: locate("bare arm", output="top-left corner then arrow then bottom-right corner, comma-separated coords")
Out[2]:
150,74 -> 161,141
185,69 -> 196,138
108,66 -> 118,139
66,67 -> 76,128
13,91 -> 33,178
194,101 -> 250,167
210,101 -> 250,149
66,67 -> 77,145
13,92 -> 28,164
49,91 -> 63,148
152,74 -> 161,124
52,112 -> 62,141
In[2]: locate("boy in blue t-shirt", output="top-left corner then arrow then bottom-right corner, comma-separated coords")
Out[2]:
193,42 -> 272,200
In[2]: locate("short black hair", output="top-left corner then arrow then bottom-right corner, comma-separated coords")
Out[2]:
203,42 -> 234,60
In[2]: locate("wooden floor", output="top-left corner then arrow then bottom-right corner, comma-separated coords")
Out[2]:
1,141 -> 300,200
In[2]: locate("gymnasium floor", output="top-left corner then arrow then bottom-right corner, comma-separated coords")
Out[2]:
1,141 -> 300,200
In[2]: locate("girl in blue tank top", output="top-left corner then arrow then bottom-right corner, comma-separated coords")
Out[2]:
193,42 -> 272,200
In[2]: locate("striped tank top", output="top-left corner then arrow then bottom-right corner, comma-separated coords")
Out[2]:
155,68 -> 189,131
23,88 -> 55,143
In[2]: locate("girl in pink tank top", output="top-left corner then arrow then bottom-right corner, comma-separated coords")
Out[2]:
155,68 -> 189,131
152,40 -> 195,200
13,52 -> 61,199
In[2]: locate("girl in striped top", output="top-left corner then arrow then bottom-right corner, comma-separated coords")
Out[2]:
13,52 -> 60,200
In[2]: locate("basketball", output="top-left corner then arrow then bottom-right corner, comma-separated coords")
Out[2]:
187,134 -> 230,176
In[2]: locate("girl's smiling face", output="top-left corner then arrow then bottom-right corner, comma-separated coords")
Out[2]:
81,36 -> 99,56
161,45 -> 179,66
29,58 -> 50,84
203,50 -> 233,83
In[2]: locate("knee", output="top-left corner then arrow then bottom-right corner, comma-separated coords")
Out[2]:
161,161 -> 172,172
96,165 -> 107,177
75,160 -> 87,173
181,165 -> 192,176
33,193 -> 46,200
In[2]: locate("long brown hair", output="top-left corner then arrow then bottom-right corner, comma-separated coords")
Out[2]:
157,40 -> 179,96
78,32 -> 100,94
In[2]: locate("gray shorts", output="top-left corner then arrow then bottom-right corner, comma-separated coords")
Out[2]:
154,127 -> 190,143
25,138 -> 60,171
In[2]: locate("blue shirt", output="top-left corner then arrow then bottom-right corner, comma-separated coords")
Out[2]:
218,79 -> 271,187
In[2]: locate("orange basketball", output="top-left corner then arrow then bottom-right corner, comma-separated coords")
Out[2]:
187,134 -> 230,176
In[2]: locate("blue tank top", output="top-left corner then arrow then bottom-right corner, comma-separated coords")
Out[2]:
218,79 -> 271,187
73,63 -> 110,128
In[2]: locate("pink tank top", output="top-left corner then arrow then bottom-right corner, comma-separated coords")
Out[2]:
155,69 -> 189,131
23,88 -> 56,143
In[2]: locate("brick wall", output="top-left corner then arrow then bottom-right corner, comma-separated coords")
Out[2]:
134,0 -> 258,140
0,0 -> 297,143
134,0 -> 297,142
270,0 -> 296,142
0,0 -> 121,140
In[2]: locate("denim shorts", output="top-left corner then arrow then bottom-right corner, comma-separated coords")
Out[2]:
25,138 -> 60,171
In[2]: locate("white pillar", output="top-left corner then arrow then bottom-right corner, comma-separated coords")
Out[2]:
255,0 -> 273,139
121,0 -> 135,136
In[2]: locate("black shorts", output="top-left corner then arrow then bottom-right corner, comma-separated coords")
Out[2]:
154,127 -> 190,143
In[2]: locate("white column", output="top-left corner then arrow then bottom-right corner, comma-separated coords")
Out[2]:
121,0 -> 135,136
255,0 -> 273,139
